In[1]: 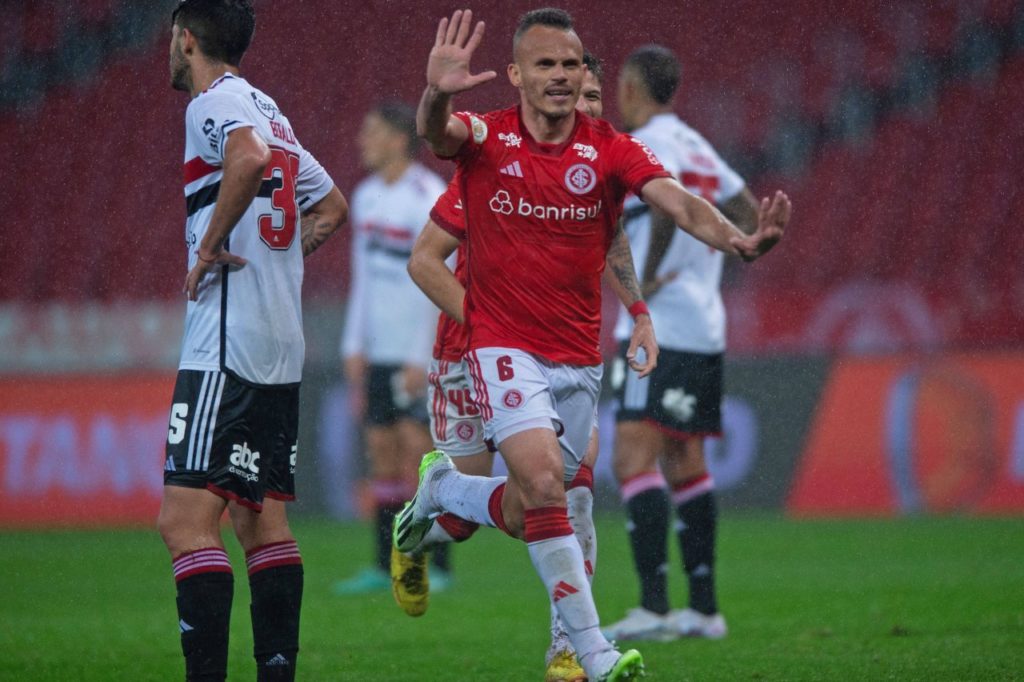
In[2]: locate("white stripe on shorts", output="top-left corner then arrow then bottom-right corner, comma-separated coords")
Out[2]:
186,372 -> 213,471
623,367 -> 650,411
200,373 -> 226,472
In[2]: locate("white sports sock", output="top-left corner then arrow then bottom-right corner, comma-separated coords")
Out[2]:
550,486 -> 597,650
527,528 -> 616,678
432,470 -> 506,528
417,520 -> 455,550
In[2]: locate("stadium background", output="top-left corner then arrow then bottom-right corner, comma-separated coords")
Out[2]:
1,0 -> 1023,527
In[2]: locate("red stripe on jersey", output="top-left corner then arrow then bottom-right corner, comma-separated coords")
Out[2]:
183,156 -> 222,185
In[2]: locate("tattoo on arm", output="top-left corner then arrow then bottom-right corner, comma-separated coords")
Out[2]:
607,223 -> 643,304
301,213 -> 331,257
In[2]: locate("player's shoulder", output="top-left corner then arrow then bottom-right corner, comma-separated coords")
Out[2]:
404,162 -> 446,195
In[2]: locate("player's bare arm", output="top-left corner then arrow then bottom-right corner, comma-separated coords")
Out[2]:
718,187 -> 760,236
418,9 -> 497,156
407,220 -> 465,323
300,186 -> 348,257
183,127 -> 268,300
603,222 -> 658,378
641,177 -> 790,262
639,207 -> 680,299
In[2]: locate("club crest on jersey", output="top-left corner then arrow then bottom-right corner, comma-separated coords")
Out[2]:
564,164 -> 597,194
251,91 -> 278,119
498,132 -> 522,148
573,143 -> 598,161
502,389 -> 524,409
455,421 -> 476,443
469,115 -> 488,144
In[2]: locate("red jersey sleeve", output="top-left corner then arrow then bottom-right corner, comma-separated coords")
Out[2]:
447,111 -> 491,162
429,176 -> 466,241
610,133 -> 673,196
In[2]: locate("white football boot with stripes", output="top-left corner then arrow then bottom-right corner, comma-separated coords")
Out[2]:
393,450 -> 453,553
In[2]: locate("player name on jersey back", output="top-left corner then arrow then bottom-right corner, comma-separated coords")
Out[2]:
180,73 -> 334,386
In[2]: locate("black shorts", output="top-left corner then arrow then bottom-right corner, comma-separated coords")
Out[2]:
614,343 -> 723,439
163,370 -> 298,510
366,363 -> 429,426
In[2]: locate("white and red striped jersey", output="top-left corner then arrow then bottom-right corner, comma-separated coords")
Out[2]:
341,162 -> 445,368
614,113 -> 745,354
180,73 -> 334,385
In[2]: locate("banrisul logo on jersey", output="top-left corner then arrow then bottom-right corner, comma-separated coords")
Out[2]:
489,190 -> 602,221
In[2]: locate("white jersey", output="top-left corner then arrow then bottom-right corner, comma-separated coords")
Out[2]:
341,163 -> 445,368
614,113 -> 745,353
180,73 -> 334,385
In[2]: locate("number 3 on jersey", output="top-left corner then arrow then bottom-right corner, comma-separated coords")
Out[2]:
259,147 -> 300,250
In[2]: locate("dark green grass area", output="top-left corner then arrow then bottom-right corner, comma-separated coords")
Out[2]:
1,515 -> 1022,681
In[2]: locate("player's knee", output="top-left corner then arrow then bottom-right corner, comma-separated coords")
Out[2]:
519,469 -> 566,509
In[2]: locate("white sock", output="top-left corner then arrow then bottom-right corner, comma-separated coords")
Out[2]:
549,486 -> 597,651
433,471 -> 506,528
526,510 -> 617,678
416,520 -> 455,552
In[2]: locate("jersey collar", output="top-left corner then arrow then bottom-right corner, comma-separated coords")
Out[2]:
516,106 -> 582,157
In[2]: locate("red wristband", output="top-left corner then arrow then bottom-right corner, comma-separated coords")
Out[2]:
628,301 -> 649,318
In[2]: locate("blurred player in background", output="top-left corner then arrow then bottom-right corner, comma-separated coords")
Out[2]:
393,51 -> 616,682
394,9 -> 787,681
335,102 -> 449,595
603,44 -> 765,642
157,1 -> 347,680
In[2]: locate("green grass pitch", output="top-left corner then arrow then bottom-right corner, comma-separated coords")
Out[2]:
1,514 -> 1021,681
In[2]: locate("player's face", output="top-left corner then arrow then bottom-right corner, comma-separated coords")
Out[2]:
357,113 -> 407,172
509,26 -> 584,121
616,67 -> 641,130
576,71 -> 603,118
169,24 -> 190,92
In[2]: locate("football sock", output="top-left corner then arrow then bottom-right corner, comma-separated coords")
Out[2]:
246,542 -> 303,682
621,471 -> 671,615
430,542 -> 451,572
566,465 -> 596,581
673,474 -> 718,615
432,470 -> 509,533
172,548 -> 234,682
435,513 -> 479,542
373,478 -> 410,571
526,507 -> 615,677
551,466 -> 597,648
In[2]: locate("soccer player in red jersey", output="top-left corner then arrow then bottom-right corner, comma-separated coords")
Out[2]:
394,52 -> 626,682
395,9 -> 789,681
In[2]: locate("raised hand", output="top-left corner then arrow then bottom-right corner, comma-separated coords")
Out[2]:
731,190 -> 790,262
427,9 -> 497,94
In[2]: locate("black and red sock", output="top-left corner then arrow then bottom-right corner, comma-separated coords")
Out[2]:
672,474 -> 718,615
172,547 -> 234,682
621,471 -> 671,615
246,541 -> 304,682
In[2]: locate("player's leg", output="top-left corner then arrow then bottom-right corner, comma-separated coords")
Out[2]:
603,347 -> 674,641
660,351 -> 727,639
158,370 -> 247,681
397,416 -> 452,580
228,384 -> 305,680
337,365 -> 408,593
158,486 -> 233,682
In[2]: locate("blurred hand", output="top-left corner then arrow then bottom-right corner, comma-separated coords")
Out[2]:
626,314 -> 658,379
641,271 -> 678,299
730,190 -> 790,262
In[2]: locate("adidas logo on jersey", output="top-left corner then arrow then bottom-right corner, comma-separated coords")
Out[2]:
499,161 -> 524,178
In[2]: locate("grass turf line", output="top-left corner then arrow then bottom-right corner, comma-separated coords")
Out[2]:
0,515 -> 1021,681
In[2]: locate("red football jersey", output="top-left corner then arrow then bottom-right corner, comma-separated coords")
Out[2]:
449,106 -> 671,365
429,173 -> 469,363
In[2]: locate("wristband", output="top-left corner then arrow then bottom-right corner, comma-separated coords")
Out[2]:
628,301 -> 649,318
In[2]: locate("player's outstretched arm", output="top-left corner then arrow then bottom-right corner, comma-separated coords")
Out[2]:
183,127 -> 267,300
418,9 -> 497,157
603,223 -> 658,378
300,186 -> 348,257
408,220 -> 466,323
641,178 -> 790,262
